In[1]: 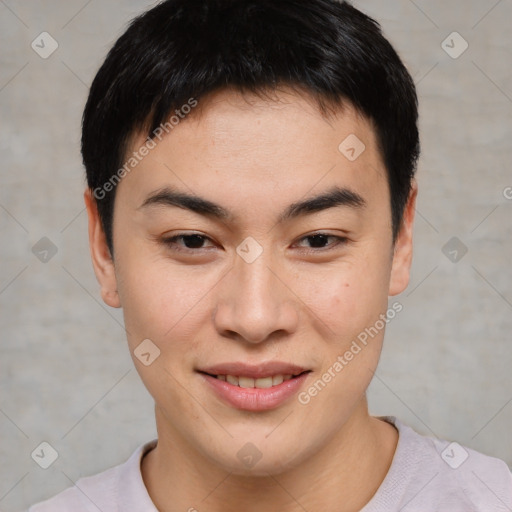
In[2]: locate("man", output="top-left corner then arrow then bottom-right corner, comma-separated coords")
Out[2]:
30,0 -> 512,510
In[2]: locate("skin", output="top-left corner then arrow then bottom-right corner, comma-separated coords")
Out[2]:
85,86 -> 417,512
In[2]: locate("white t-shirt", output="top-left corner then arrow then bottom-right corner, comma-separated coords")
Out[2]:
29,416 -> 512,511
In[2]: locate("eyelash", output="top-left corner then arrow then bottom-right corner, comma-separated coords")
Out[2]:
160,232 -> 348,254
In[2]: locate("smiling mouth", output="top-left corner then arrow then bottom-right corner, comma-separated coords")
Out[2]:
199,371 -> 310,389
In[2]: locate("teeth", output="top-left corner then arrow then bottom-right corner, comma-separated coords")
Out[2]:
226,375 -> 238,386
215,374 -> 300,388
272,375 -> 284,385
239,376 -> 254,388
255,377 -> 273,388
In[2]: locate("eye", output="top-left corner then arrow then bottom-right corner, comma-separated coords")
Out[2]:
294,233 -> 348,251
161,233 -> 216,252
160,232 -> 348,255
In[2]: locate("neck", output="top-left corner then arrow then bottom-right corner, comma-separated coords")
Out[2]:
141,397 -> 398,512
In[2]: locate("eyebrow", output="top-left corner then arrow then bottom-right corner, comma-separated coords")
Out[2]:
139,185 -> 366,222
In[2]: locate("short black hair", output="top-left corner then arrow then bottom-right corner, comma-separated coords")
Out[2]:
82,0 -> 419,255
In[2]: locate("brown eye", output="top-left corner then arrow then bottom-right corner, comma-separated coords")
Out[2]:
161,233 -> 215,252
305,234 -> 331,248
295,233 -> 348,251
179,234 -> 207,249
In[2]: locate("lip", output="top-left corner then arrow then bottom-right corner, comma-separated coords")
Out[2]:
198,361 -> 308,379
197,362 -> 311,411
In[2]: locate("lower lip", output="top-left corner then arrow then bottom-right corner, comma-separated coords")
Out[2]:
199,372 -> 310,411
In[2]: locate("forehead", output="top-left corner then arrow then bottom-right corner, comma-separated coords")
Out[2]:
119,87 -> 388,215
151,87 -> 374,164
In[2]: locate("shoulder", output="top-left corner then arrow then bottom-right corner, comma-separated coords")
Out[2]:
365,417 -> 512,512
28,440 -> 157,512
28,465 -> 119,512
420,426 -> 512,510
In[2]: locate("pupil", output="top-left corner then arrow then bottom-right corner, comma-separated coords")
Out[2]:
309,235 -> 328,248
184,235 -> 204,249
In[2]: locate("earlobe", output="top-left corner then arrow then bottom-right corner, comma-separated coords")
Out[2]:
388,180 -> 418,297
84,189 -> 121,308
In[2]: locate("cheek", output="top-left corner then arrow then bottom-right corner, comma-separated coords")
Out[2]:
116,259 -> 213,405
300,254 -> 391,339
116,253 -> 220,350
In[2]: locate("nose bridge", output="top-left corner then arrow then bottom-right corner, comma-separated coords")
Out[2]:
236,251 -> 276,308
213,245 -> 298,343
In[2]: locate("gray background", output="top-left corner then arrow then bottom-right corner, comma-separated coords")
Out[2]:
1,0 -> 511,510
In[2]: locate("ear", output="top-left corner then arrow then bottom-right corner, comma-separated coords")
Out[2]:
388,180 -> 418,296
84,189 -> 121,308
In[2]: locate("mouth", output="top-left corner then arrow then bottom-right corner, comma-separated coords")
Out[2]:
196,362 -> 312,411
198,371 -> 310,389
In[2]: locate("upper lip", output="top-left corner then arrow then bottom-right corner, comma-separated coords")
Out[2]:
197,361 -> 310,379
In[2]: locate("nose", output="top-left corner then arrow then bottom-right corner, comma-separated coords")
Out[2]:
213,249 -> 299,344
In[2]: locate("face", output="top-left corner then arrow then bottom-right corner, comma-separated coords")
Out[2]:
86,87 -> 416,475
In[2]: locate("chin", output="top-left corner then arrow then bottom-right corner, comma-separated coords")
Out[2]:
203,435 -> 313,477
